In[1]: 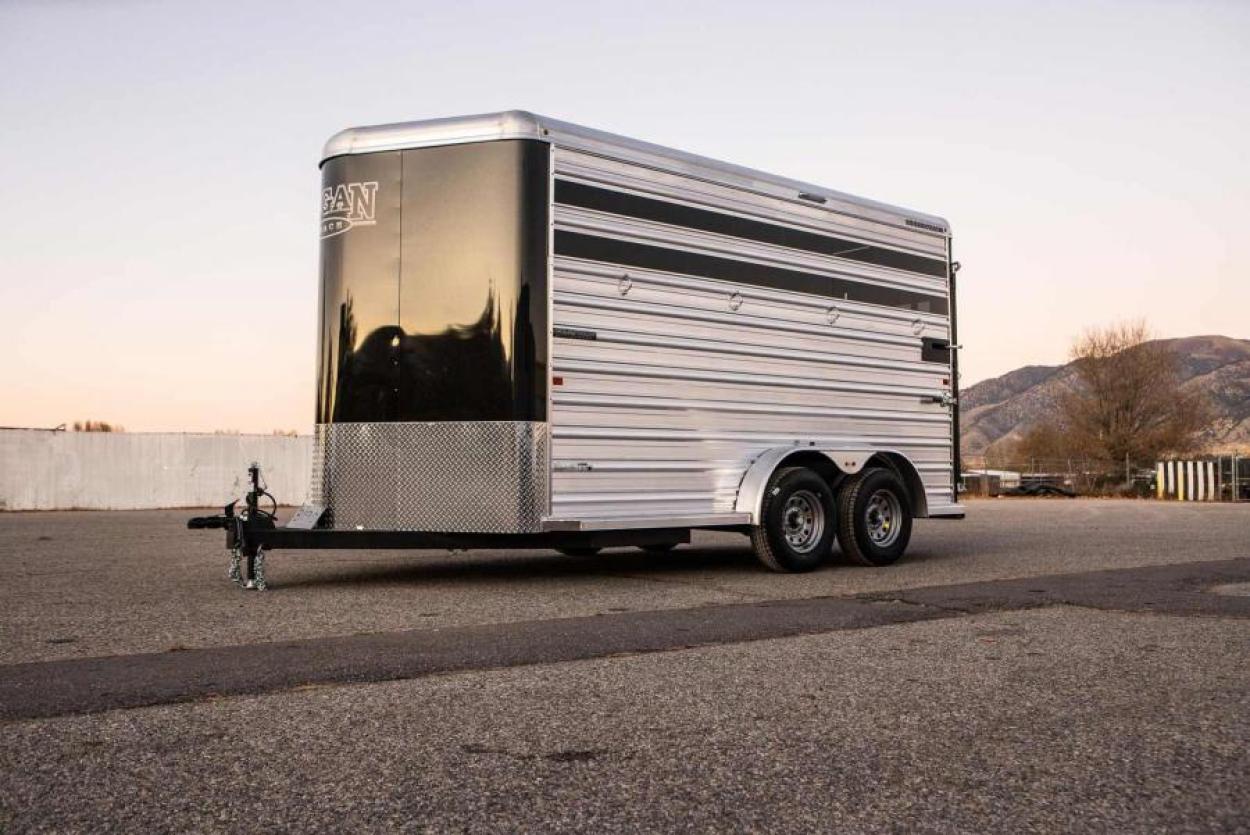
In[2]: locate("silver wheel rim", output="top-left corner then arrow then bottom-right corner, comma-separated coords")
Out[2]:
782,489 -> 825,553
865,489 -> 903,547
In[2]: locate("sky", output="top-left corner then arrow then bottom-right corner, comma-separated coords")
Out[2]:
1,0 -> 1247,433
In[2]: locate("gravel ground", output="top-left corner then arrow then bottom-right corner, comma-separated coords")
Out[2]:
2,607 -> 1247,833
1,499 -> 1247,664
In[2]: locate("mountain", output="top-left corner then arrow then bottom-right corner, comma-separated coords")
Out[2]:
960,335 -> 1250,455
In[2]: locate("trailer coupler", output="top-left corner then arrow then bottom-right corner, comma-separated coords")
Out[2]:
187,463 -> 277,591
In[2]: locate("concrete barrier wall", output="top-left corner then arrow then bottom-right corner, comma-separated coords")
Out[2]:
0,429 -> 311,510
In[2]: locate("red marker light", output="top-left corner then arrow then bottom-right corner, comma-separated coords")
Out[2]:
552,376 -> 564,386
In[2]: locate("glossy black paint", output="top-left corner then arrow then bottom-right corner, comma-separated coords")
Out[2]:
316,141 -> 550,424
317,151 -> 402,423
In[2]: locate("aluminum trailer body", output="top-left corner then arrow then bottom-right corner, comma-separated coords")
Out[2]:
193,110 -> 963,587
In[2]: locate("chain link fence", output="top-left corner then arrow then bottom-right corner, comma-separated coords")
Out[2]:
962,455 -> 1148,498
960,453 -> 1250,501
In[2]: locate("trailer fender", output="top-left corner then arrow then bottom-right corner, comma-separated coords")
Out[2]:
734,447 -> 928,525
871,450 -> 930,519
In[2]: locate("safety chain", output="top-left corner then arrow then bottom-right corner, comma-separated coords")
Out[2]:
247,549 -> 268,592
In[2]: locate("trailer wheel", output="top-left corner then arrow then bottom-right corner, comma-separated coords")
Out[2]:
557,546 -> 602,557
750,467 -> 836,572
837,468 -> 913,566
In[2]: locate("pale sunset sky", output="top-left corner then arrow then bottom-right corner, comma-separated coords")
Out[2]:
1,0 -> 1247,433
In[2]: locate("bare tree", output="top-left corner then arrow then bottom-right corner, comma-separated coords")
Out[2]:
72,420 -> 123,432
1008,422 -> 1076,466
1059,320 -> 1210,462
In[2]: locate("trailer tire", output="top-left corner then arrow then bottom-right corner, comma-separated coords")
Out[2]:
557,545 -> 600,557
837,468 -> 912,567
750,467 -> 836,573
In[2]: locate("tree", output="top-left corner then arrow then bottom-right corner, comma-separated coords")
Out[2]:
73,420 -> 123,432
1058,321 -> 1210,462
1013,421 -> 1078,465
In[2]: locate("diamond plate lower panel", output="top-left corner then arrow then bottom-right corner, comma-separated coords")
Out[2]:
310,422 -> 549,533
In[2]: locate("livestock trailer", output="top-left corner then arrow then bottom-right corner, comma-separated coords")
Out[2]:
190,110 -> 963,589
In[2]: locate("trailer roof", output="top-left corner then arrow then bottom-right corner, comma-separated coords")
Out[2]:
321,110 -> 950,234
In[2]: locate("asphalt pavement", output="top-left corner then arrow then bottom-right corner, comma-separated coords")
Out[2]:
0,499 -> 1247,832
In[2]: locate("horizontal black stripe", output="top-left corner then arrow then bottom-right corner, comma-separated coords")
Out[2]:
554,231 -> 948,315
556,180 -> 947,280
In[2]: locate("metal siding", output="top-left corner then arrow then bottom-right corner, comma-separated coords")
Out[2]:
322,111 -> 951,235
555,150 -> 947,259
549,148 -> 956,523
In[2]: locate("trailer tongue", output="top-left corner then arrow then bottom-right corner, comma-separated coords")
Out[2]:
188,464 -> 690,591
189,110 -> 962,589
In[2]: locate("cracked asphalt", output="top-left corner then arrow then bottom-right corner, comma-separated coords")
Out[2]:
1,499 -> 1248,832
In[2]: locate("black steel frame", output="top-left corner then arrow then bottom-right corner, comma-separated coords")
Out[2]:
243,526 -> 692,552
187,465 -> 693,588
